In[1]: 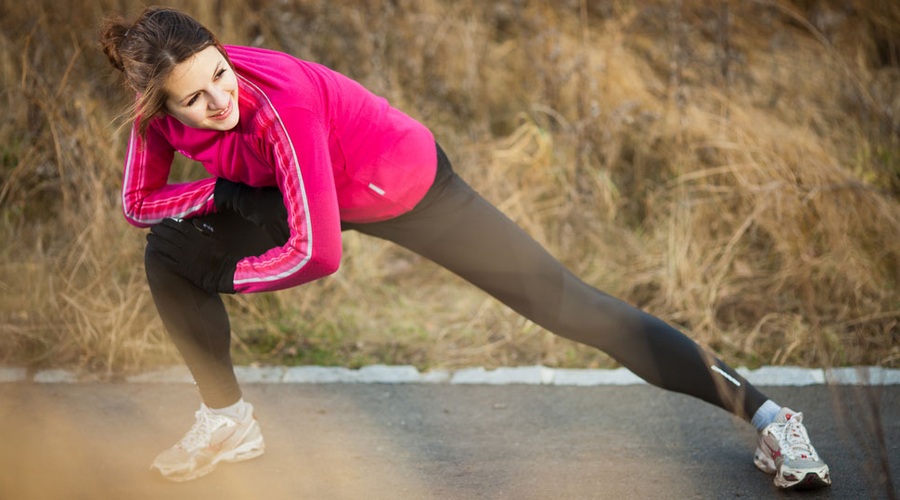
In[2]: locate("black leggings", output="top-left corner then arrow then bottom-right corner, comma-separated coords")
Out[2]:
145,144 -> 769,420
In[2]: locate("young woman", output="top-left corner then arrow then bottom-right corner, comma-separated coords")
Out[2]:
99,7 -> 830,488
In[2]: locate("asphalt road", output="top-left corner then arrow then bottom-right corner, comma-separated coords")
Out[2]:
0,381 -> 896,499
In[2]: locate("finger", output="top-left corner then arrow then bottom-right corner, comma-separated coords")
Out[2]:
150,223 -> 188,245
148,246 -> 180,270
147,233 -> 184,264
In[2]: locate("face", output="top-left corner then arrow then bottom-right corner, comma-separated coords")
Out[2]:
164,46 -> 239,131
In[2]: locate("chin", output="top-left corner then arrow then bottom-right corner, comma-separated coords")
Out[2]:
208,113 -> 240,131
222,115 -> 240,130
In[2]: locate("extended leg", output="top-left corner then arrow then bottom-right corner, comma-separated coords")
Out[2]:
347,147 -> 767,421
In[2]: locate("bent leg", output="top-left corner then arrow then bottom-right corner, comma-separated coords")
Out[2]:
145,209 -> 282,408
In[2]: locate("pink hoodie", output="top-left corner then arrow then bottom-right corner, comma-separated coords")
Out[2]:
122,45 -> 437,293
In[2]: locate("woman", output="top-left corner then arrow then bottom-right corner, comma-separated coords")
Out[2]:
99,7 -> 830,488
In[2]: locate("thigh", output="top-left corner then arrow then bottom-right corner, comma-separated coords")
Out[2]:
347,168 -> 575,326
345,156 -> 647,347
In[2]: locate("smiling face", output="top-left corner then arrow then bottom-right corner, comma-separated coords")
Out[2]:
164,46 -> 240,131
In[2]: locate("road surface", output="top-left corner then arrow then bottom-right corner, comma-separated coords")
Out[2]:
0,370 -> 896,499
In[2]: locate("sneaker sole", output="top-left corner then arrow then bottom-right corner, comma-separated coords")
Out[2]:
773,465 -> 831,490
157,435 -> 266,483
754,446 -> 831,490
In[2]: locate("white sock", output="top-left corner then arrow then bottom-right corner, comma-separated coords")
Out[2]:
207,398 -> 251,421
751,399 -> 781,431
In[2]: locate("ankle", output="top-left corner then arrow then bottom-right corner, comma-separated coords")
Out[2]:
751,400 -> 782,431
206,398 -> 252,421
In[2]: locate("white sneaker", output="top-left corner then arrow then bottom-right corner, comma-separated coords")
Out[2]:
754,407 -> 831,489
151,402 -> 265,482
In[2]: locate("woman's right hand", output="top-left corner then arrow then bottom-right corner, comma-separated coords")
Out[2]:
214,178 -> 290,245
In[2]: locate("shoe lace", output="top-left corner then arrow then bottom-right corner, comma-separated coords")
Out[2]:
178,408 -> 227,452
777,413 -> 818,461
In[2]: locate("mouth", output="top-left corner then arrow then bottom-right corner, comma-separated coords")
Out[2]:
209,98 -> 233,121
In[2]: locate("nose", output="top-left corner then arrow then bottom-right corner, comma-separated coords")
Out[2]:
208,85 -> 230,110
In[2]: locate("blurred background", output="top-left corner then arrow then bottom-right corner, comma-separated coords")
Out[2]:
0,0 -> 897,378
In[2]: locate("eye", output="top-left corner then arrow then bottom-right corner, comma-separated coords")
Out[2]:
187,94 -> 200,106
215,68 -> 227,79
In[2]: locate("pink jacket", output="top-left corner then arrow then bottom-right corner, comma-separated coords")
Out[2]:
122,45 -> 437,293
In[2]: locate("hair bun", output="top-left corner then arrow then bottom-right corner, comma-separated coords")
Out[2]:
98,18 -> 130,72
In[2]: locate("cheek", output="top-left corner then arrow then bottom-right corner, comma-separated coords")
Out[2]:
224,75 -> 239,93
188,109 -> 209,125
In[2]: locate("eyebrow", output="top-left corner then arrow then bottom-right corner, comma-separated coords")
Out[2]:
175,60 -> 224,106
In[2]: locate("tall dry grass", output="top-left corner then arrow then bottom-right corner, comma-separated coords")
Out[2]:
0,0 -> 897,376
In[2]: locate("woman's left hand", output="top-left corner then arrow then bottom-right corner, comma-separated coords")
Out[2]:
146,218 -> 239,294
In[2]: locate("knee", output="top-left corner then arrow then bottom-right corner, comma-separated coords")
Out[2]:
144,237 -> 181,290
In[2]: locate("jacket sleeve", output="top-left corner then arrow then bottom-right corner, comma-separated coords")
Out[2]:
121,123 -> 217,227
231,107 -> 342,293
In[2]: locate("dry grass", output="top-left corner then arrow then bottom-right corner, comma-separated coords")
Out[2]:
0,0 -> 897,377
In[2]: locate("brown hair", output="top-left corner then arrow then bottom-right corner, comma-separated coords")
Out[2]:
98,7 -> 228,137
